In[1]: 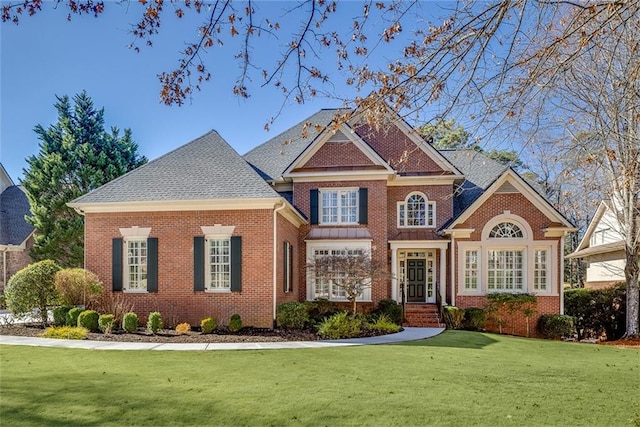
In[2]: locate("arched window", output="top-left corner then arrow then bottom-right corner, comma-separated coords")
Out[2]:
489,222 -> 523,238
398,192 -> 435,227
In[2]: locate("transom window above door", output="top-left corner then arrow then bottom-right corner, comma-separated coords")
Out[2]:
398,192 -> 435,227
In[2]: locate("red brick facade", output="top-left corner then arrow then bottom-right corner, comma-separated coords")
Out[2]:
1,234 -> 34,292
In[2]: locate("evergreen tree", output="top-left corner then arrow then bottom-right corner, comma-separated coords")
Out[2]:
22,91 -> 147,267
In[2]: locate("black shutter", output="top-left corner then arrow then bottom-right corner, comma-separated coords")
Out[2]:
112,238 -> 123,292
194,236 -> 205,291
359,187 -> 368,224
147,238 -> 158,292
310,189 -> 319,225
283,241 -> 289,292
288,243 -> 294,292
230,236 -> 242,292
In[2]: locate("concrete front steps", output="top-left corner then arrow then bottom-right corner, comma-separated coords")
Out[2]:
403,304 -> 442,328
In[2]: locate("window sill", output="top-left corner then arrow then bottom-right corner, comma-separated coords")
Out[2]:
123,290 -> 149,294
205,289 -> 232,293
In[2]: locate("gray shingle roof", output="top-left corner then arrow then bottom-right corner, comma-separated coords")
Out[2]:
440,149 -> 509,218
72,130 -> 280,204
0,186 -> 34,246
243,109 -> 345,180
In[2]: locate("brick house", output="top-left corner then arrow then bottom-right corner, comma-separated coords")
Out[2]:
0,163 -> 35,291
69,108 -> 575,334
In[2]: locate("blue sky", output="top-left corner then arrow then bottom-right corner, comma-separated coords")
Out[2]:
2,2 -> 394,181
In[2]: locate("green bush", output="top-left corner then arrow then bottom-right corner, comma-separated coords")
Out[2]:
4,260 -> 61,325
304,298 -> 339,323
98,314 -> 116,334
77,310 -> 100,332
54,268 -> 103,307
147,311 -> 163,334
371,299 -> 403,325
443,306 -> 465,329
564,284 -> 626,341
317,312 -> 363,339
39,326 -> 88,340
463,307 -> 486,331
366,314 -> 401,334
200,317 -> 217,334
52,305 -> 73,327
123,312 -> 138,333
228,314 -> 243,332
276,302 -> 310,329
66,307 -> 83,327
0,293 -> 6,310
537,314 -> 574,340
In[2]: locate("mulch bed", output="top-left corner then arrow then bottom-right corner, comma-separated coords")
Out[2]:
0,323 -> 321,343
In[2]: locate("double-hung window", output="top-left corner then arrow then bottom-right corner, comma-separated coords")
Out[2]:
207,237 -> 231,291
464,250 -> 479,291
112,228 -> 157,293
125,239 -> 148,291
533,249 -> 548,291
487,249 -> 524,291
321,189 -> 358,225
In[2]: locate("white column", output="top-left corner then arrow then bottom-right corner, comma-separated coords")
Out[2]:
440,247 -> 447,305
391,248 -> 398,302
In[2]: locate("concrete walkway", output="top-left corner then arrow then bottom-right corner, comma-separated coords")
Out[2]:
0,327 -> 444,351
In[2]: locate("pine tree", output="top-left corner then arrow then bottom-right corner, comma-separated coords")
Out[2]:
22,91 -> 147,267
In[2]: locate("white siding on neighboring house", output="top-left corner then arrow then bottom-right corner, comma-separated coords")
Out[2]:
586,259 -> 626,283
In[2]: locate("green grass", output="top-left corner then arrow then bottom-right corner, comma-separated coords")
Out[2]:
1,331 -> 638,426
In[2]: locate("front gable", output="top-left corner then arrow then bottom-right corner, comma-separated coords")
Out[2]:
284,123 -> 394,179
444,169 -> 575,238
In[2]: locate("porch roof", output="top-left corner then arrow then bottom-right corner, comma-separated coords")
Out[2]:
304,228 -> 372,241
389,230 -> 447,241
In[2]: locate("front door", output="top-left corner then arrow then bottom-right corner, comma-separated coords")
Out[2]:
406,259 -> 426,302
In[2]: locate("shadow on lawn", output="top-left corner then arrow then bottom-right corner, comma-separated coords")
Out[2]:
397,330 -> 499,349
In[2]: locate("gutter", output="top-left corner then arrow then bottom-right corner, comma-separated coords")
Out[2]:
273,200 -> 287,328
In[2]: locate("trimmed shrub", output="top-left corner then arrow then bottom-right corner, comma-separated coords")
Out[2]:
176,322 -> 191,335
463,307 -> 486,331
54,268 -> 103,307
98,314 -> 116,334
442,306 -> 465,329
372,299 -> 403,325
4,260 -> 61,325
276,302 -> 310,329
77,310 -> 99,332
564,284 -> 626,341
367,314 -> 401,334
200,317 -> 217,334
66,307 -> 83,327
304,298 -> 339,324
40,326 -> 88,340
317,312 -> 363,339
53,305 -> 73,327
147,311 -> 163,334
228,314 -> 243,332
122,312 -> 138,333
537,314 -> 574,340
0,293 -> 6,310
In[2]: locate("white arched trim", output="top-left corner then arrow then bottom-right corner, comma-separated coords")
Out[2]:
397,191 -> 436,228
481,211 -> 533,241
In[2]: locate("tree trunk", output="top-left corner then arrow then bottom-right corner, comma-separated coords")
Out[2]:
624,246 -> 640,338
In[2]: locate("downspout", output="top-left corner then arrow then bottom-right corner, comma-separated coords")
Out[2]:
2,247 -> 7,290
73,207 -> 87,269
273,200 -> 287,328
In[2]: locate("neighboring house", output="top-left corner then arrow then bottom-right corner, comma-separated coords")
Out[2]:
567,201 -> 630,289
69,107 -> 576,335
0,163 -> 35,291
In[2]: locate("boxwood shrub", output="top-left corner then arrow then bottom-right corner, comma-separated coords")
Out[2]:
98,314 -> 116,334
147,311 -> 163,334
229,314 -> 243,332
77,310 -> 100,332
53,305 -> 73,327
537,314 -> 574,340
122,312 -> 138,333
276,302 -> 310,329
463,307 -> 486,331
200,317 -> 217,334
66,307 -> 83,327
371,299 -> 403,325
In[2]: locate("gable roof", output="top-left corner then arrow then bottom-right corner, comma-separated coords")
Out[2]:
70,130 -> 280,208
0,185 -> 34,247
243,109 -> 345,181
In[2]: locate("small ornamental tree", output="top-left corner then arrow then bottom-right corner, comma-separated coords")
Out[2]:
54,268 -> 103,307
4,260 -> 61,326
307,249 -> 390,316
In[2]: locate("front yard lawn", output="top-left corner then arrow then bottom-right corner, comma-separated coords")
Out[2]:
1,331 -> 638,426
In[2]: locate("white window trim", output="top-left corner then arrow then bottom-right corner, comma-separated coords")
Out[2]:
486,246 -> 527,292
397,191 -> 436,228
462,247 -> 482,294
306,240 -> 372,302
319,187 -> 359,225
202,225 -> 235,293
123,237 -> 149,293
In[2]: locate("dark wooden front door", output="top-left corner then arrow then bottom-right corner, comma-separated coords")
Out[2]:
407,259 -> 426,303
